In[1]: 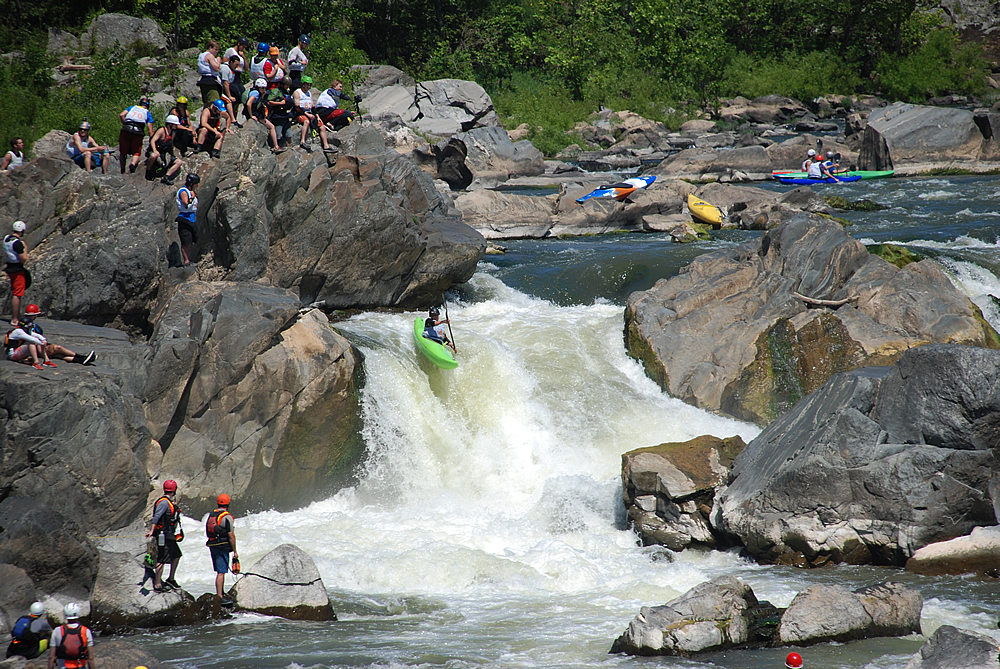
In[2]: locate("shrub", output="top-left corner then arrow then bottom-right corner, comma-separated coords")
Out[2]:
718,51 -> 863,100
876,29 -> 987,102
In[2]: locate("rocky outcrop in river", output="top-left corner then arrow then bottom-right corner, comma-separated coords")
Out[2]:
625,215 -> 1000,425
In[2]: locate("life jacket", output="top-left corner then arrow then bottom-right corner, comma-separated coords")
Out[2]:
3,234 -> 21,264
152,495 -> 178,536
249,56 -> 267,81
151,128 -> 174,156
122,106 -> 149,135
295,88 -> 313,113
207,107 -> 222,129
205,508 -> 233,547
176,187 -> 198,222
55,625 -> 88,667
249,90 -> 269,120
4,151 -> 24,170
10,616 -> 36,644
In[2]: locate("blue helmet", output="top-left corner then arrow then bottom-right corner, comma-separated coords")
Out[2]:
257,42 -> 269,54
212,99 -> 226,111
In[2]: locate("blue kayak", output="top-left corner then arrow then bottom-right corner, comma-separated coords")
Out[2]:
576,176 -> 656,203
775,175 -> 862,185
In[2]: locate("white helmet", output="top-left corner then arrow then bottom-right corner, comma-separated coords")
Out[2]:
63,602 -> 81,620
165,114 -> 181,126
12,220 -> 26,232
806,149 -> 816,157
29,602 -> 45,616
255,78 -> 267,88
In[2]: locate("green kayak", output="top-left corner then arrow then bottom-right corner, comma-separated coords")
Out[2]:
413,317 -> 457,369
771,169 -> 895,180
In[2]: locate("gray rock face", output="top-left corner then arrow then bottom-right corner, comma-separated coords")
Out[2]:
859,103 -> 986,172
81,13 -> 167,53
88,638 -> 176,669
232,544 -> 335,620
625,215 -> 1000,425
0,499 -> 99,601
352,65 -> 416,99
0,336 -> 151,533
906,525 -> 1000,576
778,582 -> 921,644
0,564 -> 36,637
610,576 -> 775,655
46,28 -> 80,56
712,345 -> 1000,566
622,436 -> 745,550
146,286 -> 364,516
654,146 -> 773,181
904,625 -> 1000,669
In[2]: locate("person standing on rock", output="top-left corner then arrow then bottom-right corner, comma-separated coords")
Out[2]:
2,138 -> 25,170
147,479 -> 183,592
196,40 -> 224,108
6,601 -> 51,659
4,219 -> 29,326
206,493 -> 238,607
175,174 -> 200,267
118,97 -> 154,174
47,603 -> 94,669
287,35 -> 310,89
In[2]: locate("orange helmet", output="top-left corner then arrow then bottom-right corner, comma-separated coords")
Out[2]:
217,493 -> 230,505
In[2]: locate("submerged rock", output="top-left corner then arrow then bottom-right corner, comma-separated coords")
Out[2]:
232,544 -> 335,620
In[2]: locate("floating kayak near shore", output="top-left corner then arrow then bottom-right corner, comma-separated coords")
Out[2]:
413,317 -> 458,369
686,193 -> 724,225
772,170 -> 894,181
576,176 -> 656,203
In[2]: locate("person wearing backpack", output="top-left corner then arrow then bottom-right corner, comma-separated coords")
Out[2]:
46,603 -> 94,669
6,601 -> 51,659
206,493 -> 238,607
146,479 -> 183,592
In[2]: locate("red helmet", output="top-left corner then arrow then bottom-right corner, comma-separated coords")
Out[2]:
785,652 -> 803,668
217,493 -> 230,505
163,479 -> 178,492
24,304 -> 41,315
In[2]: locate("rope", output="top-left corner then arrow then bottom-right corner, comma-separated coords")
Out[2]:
87,534 -> 147,539
239,571 -> 322,587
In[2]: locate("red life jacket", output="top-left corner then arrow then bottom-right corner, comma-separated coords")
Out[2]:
153,495 -> 178,535
205,508 -> 233,547
55,625 -> 88,668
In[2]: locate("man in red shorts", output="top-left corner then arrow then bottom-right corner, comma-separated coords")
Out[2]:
4,220 -> 28,326
118,97 -> 155,174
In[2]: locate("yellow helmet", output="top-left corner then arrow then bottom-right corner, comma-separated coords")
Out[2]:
176,96 -> 188,105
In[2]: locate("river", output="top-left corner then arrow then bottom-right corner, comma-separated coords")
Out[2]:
136,175 -> 1000,669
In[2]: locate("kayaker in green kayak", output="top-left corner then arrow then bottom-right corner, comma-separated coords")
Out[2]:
423,307 -> 456,353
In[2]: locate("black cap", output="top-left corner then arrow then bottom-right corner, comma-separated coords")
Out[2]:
238,37 -> 250,46
185,173 -> 201,186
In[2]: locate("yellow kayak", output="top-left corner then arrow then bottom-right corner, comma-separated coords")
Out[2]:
687,193 -> 724,226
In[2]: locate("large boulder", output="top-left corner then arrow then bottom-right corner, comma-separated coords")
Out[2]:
81,13 -> 167,54
146,287 -> 364,517
621,435 -> 745,549
453,189 -> 556,238
625,215 -> 1000,425
906,525 -> 1000,576
610,576 -> 778,655
778,582 -> 921,644
904,625 -> 1000,669
653,146 -> 773,181
413,126 -> 544,189
0,565 -> 36,637
352,65 -> 416,99
0,499 -> 99,602
712,345 -> 1000,566
858,103 -> 987,173
231,544 -> 335,620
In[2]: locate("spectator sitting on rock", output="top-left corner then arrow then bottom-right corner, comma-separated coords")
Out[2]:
219,54 -> 244,127
5,601 -> 51,659
2,138 -> 25,170
145,115 -> 184,185
66,120 -> 109,173
14,304 -> 98,367
246,78 -> 281,153
197,99 -> 233,158
316,79 -> 357,130
169,97 -> 196,156
118,96 -> 154,174
267,76 -> 294,150
293,76 -> 333,153
287,35 -> 309,89
263,46 -> 286,89
197,40 -> 224,107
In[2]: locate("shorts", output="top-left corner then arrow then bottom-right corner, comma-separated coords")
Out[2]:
72,153 -> 101,169
155,537 -> 182,564
7,271 -> 25,297
7,344 -> 32,362
210,546 -> 231,574
119,129 -> 144,157
177,218 -> 197,245
199,78 -> 222,106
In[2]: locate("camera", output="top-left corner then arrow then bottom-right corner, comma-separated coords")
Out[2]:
354,95 -> 362,103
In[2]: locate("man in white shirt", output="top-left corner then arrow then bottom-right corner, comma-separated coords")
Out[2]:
287,35 -> 310,89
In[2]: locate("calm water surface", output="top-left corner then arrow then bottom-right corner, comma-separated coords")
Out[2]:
135,174 -> 1000,669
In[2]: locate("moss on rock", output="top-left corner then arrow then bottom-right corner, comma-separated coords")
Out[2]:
868,243 -> 924,268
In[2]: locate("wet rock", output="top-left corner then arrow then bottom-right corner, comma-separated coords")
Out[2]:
610,576 -> 777,655
778,582 -> 921,644
622,436 -> 745,549
712,345 -> 1000,566
232,544 -> 335,620
89,638 -> 176,669
904,624 -> 1000,669
0,499 -> 99,602
625,215 -> 1000,425
906,526 -> 1000,576
668,221 -> 711,243
642,213 -> 690,232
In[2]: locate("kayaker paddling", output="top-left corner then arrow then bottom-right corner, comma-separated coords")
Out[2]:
423,307 -> 455,353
